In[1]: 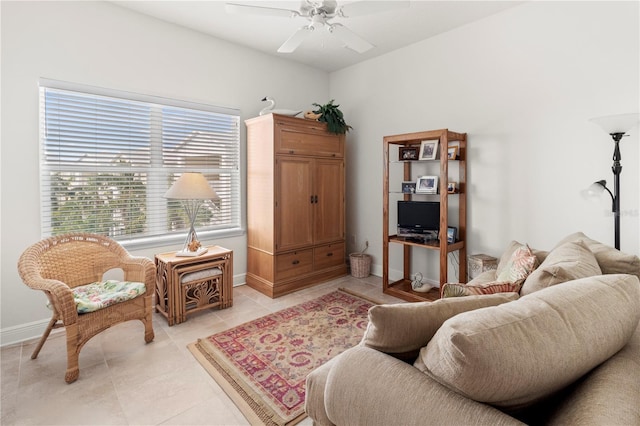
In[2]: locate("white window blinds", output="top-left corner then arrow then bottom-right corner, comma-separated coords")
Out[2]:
39,81 -> 241,243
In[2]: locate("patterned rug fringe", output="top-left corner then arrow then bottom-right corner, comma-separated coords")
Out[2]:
337,287 -> 385,305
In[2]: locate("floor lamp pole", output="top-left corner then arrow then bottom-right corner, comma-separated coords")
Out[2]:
611,133 -> 623,250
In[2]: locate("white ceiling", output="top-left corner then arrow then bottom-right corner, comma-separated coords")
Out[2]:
112,1 -> 522,72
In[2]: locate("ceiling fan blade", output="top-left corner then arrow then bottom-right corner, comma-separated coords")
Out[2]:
225,2 -> 299,18
278,26 -> 312,53
338,0 -> 410,18
329,23 -> 373,53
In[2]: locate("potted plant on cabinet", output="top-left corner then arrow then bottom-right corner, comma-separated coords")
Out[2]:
311,100 -> 352,134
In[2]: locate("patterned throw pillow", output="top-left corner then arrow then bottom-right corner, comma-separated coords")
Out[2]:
442,281 -> 523,298
496,244 -> 538,283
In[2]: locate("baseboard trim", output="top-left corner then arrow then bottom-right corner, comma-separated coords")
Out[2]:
1,273 -> 248,348
0,318 -> 51,348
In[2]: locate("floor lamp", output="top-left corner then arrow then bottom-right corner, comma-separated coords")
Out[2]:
587,113 -> 639,250
164,172 -> 219,257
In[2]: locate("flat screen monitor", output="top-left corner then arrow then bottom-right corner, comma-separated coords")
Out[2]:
397,201 -> 440,234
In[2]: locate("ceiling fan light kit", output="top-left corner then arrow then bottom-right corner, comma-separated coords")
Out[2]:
226,0 -> 409,54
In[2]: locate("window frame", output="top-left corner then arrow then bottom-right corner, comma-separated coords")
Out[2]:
38,78 -> 244,251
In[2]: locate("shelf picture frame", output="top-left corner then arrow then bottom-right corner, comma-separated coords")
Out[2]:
447,146 -> 459,160
419,140 -> 438,160
447,226 -> 457,243
401,181 -> 416,193
447,182 -> 457,194
416,175 -> 438,194
399,146 -> 419,161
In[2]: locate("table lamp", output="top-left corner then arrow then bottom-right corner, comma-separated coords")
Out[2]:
587,113 -> 639,250
164,172 -> 219,256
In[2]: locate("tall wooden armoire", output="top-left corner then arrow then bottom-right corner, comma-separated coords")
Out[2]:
245,113 -> 347,297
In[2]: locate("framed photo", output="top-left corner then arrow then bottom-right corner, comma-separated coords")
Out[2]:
447,182 -> 457,194
399,146 -> 419,161
416,175 -> 438,194
401,181 -> 416,194
447,146 -> 459,160
447,226 -> 457,244
419,140 -> 438,160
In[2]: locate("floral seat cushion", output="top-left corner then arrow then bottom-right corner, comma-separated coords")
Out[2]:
71,280 -> 146,313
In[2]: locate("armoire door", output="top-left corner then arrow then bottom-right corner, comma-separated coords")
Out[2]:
276,156 -> 314,251
314,159 -> 344,244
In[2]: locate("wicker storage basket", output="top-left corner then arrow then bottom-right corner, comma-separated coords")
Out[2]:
349,253 -> 372,278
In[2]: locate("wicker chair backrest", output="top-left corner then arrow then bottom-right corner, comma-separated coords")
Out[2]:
22,233 -> 130,288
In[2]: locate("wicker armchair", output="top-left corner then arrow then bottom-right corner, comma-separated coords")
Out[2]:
17,233 -> 155,383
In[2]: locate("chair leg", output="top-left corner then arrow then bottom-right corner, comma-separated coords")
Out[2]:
144,320 -> 155,344
31,316 -> 58,359
64,323 -> 80,384
143,296 -> 155,343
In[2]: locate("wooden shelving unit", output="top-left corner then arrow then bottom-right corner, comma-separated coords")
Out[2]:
382,129 -> 467,302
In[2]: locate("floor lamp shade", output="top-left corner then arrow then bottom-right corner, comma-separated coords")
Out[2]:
589,113 -> 640,135
164,173 -> 219,256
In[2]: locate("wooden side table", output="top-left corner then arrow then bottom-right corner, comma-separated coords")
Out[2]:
467,254 -> 498,280
155,246 -> 233,326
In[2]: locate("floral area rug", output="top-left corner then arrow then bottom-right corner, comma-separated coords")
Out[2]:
187,289 -> 376,426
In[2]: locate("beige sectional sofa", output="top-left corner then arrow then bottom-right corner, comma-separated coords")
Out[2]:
306,232 -> 640,425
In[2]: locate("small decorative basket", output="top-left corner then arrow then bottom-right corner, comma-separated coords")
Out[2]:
349,253 -> 372,278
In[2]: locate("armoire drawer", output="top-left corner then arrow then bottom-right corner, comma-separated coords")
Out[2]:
276,249 -> 313,280
277,128 -> 343,157
314,242 -> 345,271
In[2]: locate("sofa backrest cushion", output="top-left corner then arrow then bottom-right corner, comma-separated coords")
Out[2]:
555,232 -> 640,278
415,274 -> 640,410
362,293 -> 519,355
520,240 -> 602,296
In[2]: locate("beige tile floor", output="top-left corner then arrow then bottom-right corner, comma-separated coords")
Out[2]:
1,275 -> 403,425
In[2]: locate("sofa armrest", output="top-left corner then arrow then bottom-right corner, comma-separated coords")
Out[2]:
322,346 -> 524,426
306,354 -> 340,426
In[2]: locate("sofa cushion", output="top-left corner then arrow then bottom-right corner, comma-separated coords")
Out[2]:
71,280 -> 146,313
466,269 -> 498,286
442,281 -> 522,298
520,240 -> 601,296
362,293 -> 519,356
555,231 -> 640,278
415,274 -> 640,409
544,322 -> 640,425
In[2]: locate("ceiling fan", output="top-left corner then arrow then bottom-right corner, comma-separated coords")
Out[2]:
226,1 -> 409,54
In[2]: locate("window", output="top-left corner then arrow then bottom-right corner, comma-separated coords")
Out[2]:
39,80 -> 241,246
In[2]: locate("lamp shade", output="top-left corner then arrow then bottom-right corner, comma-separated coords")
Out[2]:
164,172 -> 219,200
584,180 -> 606,197
589,113 -> 640,135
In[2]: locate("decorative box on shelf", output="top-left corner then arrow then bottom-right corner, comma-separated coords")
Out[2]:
467,254 -> 498,280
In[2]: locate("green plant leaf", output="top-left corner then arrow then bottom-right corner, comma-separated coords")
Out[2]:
312,100 -> 352,134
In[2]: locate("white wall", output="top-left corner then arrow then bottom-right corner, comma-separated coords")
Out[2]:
2,1 -> 639,345
0,1 -> 329,344
331,1 -> 640,282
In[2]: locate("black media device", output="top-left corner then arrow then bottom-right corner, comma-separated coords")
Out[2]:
397,201 -> 440,240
